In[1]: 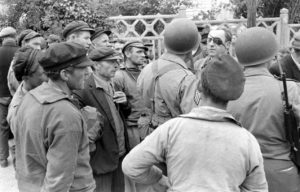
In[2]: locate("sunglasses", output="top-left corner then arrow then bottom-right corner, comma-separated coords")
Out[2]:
207,37 -> 225,46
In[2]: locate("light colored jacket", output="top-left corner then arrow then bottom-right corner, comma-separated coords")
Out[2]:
122,106 -> 268,192
228,67 -> 300,160
137,52 -> 199,125
15,81 -> 95,192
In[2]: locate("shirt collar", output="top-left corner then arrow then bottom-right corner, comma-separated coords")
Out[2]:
93,73 -> 114,95
180,106 -> 241,126
244,66 -> 273,78
160,52 -> 188,69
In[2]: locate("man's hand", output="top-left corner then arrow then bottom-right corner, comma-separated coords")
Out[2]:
113,91 -> 127,104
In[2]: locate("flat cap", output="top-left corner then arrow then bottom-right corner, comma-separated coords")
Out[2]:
23,31 -> 41,42
122,40 -> 148,54
39,42 -> 93,71
63,20 -> 95,38
201,54 -> 245,101
0,27 -> 17,38
17,29 -> 34,46
91,27 -> 112,41
89,47 -> 122,61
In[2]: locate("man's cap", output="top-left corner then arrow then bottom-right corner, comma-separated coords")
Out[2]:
23,31 -> 41,42
122,40 -> 148,54
292,32 -> 300,50
39,42 -> 93,71
13,46 -> 41,81
197,25 -> 210,43
91,27 -> 112,41
89,47 -> 122,61
62,20 -> 95,38
17,29 -> 34,46
47,34 -> 61,44
0,27 -> 17,38
201,54 -> 245,101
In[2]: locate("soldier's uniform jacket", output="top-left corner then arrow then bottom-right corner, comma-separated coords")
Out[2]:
14,81 -> 95,192
137,52 -> 199,126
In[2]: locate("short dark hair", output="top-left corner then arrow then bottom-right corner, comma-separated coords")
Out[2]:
44,66 -> 75,81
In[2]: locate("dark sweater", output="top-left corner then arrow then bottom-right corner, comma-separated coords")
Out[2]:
0,39 -> 18,97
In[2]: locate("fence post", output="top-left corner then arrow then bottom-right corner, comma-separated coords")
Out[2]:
178,5 -> 187,18
280,8 -> 289,48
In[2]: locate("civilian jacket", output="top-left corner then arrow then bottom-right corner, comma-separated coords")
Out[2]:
0,40 -> 18,97
269,54 -> 300,81
73,75 -> 130,175
122,106 -> 267,192
15,81 -> 95,192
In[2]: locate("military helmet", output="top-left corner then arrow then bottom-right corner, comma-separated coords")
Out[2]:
163,18 -> 200,55
235,27 -> 279,66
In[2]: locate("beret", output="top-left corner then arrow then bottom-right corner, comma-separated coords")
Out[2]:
23,31 -> 41,42
0,27 -> 17,38
13,46 -> 41,81
89,47 -> 122,61
122,40 -> 148,54
91,27 -> 111,41
63,20 -> 95,38
39,42 -> 93,71
201,54 -> 245,101
17,29 -> 34,46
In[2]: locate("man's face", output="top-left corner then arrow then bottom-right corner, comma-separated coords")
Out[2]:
94,60 -> 119,80
207,30 -> 228,57
70,31 -> 92,51
126,47 -> 146,66
24,37 -> 44,49
27,65 -> 48,88
92,34 -> 111,49
66,66 -> 89,90
114,42 -> 124,54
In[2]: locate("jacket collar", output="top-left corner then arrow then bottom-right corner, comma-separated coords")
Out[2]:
244,67 -> 273,78
160,52 -> 188,69
30,81 -> 70,104
180,106 -> 241,126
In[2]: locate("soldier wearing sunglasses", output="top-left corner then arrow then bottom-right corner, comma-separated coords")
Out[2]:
194,27 -> 232,78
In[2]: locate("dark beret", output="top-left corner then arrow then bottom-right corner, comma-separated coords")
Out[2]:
62,20 -> 95,38
39,42 -> 93,71
91,28 -> 111,41
89,47 -> 122,61
122,40 -> 148,54
17,29 -> 34,46
13,46 -> 41,81
201,54 -> 245,101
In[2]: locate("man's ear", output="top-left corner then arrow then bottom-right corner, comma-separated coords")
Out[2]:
225,41 -> 231,52
60,69 -> 69,81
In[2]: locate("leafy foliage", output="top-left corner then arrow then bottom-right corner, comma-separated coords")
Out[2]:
231,0 -> 300,23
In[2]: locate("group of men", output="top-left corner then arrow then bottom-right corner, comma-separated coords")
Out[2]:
0,16 -> 299,192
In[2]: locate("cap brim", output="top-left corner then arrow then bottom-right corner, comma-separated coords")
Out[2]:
81,27 -> 95,34
102,55 -> 123,61
75,57 -> 94,68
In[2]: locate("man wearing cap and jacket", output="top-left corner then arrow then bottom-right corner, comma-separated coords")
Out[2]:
7,30 -> 43,96
0,26 -> 18,168
63,20 -> 94,51
228,27 -> 300,192
73,47 -> 130,192
123,54 -> 268,192
269,31 -> 300,81
91,27 -> 112,49
14,42 -> 96,192
114,40 -> 148,149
